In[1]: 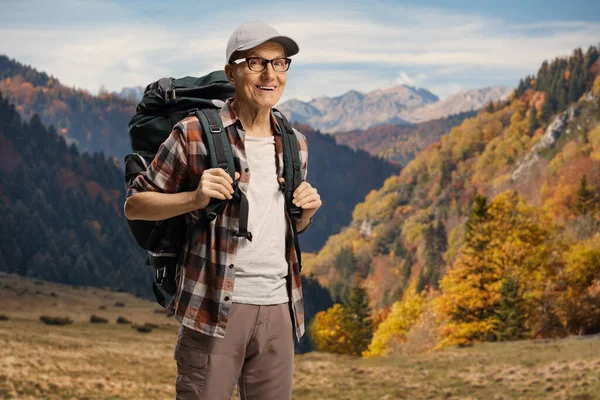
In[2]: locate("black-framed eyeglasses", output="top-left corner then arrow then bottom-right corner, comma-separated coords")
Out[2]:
232,57 -> 292,72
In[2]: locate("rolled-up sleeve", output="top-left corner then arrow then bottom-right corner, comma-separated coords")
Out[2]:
126,124 -> 188,198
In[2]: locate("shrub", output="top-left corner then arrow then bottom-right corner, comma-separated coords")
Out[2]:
114,302 -> 125,307
144,323 -> 159,329
116,316 -> 131,324
99,305 -> 106,310
34,281 -> 44,286
40,315 -> 73,326
133,324 -> 153,333
90,315 -> 108,324
0,314 -> 9,321
49,292 -> 57,297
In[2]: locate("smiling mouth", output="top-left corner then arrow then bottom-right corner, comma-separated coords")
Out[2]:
255,85 -> 276,92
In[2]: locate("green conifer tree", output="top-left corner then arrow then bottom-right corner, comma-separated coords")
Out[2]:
496,274 -> 529,341
574,175 -> 596,216
344,277 -> 373,356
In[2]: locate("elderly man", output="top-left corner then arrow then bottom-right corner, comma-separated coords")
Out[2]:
124,21 -> 321,400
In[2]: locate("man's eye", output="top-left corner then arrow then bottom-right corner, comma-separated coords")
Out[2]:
249,58 -> 263,67
273,59 -> 285,67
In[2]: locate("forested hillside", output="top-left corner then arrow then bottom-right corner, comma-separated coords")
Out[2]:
0,55 -> 135,162
291,123 -> 400,250
0,92 -> 149,293
305,46 -> 600,357
334,111 -> 476,166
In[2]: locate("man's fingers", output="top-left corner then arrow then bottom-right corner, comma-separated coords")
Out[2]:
204,182 -> 233,199
235,172 -> 241,181
205,189 -> 227,200
299,199 -> 322,210
204,174 -> 232,191
206,167 -> 233,184
295,193 -> 320,207
293,182 -> 312,199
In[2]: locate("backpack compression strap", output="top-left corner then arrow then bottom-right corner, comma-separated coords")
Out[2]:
274,112 -> 304,269
188,109 -> 252,248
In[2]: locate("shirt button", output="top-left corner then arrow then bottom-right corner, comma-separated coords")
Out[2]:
225,296 -> 230,301
228,264 -> 234,269
244,168 -> 249,173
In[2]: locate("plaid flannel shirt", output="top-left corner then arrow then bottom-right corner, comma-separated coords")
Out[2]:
126,98 -> 309,343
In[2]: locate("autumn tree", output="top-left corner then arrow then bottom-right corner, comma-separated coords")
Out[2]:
496,274 -> 529,341
558,233 -> 600,335
435,191 -> 554,347
309,277 -> 374,356
574,175 -> 596,216
344,277 -> 373,356
363,284 -> 425,357
572,175 -> 598,239
528,109 -> 540,136
332,246 -> 358,303
308,304 -> 353,355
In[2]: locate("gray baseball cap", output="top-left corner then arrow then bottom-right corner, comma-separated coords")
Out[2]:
226,21 -> 299,64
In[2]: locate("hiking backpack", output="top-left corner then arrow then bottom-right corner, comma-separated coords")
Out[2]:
124,70 -> 304,307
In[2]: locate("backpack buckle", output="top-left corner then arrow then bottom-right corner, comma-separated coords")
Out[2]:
188,108 -> 199,116
233,231 -> 253,241
209,125 -> 221,133
291,208 -> 303,220
165,88 -> 177,103
155,266 -> 167,283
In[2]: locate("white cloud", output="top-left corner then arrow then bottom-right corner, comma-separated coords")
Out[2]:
396,71 -> 427,87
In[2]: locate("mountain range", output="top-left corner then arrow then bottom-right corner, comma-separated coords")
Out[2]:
276,85 -> 513,133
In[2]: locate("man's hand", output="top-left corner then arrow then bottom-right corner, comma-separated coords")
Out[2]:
292,181 -> 321,228
195,168 -> 241,209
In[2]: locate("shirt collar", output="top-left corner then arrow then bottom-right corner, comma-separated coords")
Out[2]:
219,97 -> 282,135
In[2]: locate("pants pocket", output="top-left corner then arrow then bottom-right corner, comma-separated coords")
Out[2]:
174,343 -> 210,399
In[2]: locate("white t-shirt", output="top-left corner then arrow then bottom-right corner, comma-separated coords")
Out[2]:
232,134 -> 289,304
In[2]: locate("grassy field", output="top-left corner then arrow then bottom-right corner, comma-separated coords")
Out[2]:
1,273 -> 599,400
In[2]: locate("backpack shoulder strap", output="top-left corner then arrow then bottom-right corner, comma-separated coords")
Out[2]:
188,108 -> 252,247
274,111 -> 303,218
274,110 -> 304,269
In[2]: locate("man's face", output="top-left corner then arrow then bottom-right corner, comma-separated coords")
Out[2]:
226,41 -> 287,110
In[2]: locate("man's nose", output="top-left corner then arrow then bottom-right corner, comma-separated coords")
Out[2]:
261,62 -> 275,78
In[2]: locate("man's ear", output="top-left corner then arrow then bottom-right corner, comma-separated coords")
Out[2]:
224,64 -> 235,86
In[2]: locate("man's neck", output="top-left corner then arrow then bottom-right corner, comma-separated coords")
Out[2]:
232,99 -> 273,137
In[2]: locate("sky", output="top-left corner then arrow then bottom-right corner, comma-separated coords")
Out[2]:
0,0 -> 599,102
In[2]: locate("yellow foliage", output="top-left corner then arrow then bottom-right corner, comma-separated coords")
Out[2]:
588,124 -> 600,150
401,209 -> 432,251
353,190 -> 399,223
435,190 -> 555,347
548,141 -> 581,174
443,224 -> 465,267
593,76 -> 600,98
564,233 -> 600,288
363,284 -> 425,358
555,233 -> 600,335
309,304 -> 354,355
472,107 -> 531,187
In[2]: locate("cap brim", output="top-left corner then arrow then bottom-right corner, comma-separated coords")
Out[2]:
229,35 -> 299,63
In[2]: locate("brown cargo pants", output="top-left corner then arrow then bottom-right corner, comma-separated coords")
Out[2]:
173,301 -> 294,400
